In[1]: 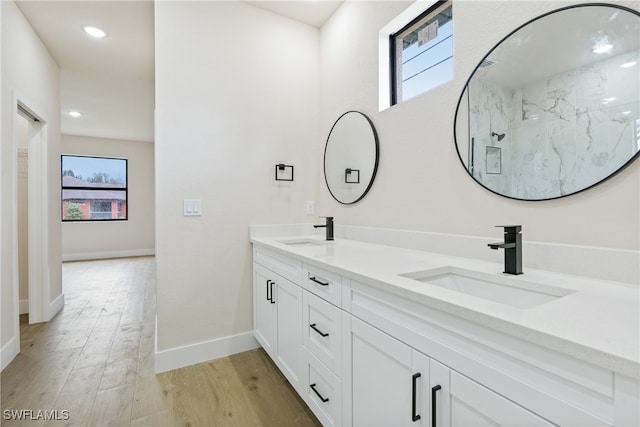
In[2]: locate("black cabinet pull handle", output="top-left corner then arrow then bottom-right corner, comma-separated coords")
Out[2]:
270,281 -> 275,304
412,373 -> 421,422
266,280 -> 272,301
432,384 -> 442,426
309,276 -> 329,286
310,383 -> 329,403
309,323 -> 329,337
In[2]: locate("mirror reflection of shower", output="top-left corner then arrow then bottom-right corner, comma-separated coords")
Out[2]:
491,131 -> 505,142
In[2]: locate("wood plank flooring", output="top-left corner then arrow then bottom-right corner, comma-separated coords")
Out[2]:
1,257 -> 320,426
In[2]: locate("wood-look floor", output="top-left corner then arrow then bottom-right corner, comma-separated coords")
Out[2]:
1,257 -> 320,426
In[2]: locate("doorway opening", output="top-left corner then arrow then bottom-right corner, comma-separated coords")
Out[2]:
16,110 -> 30,322
15,101 -> 51,327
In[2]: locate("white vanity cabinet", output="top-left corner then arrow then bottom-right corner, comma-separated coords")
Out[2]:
251,240 -> 639,427
446,368 -> 554,427
348,280 -> 628,427
350,316 -> 431,426
300,264 -> 349,426
253,249 -> 304,395
349,317 -> 553,427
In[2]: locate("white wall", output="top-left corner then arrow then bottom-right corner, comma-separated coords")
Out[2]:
318,0 -> 640,251
61,135 -> 155,261
154,1 -> 319,369
154,0 -> 639,371
1,0 -> 62,368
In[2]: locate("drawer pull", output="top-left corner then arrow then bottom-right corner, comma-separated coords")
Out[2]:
412,373 -> 421,422
266,280 -> 272,302
310,383 -> 329,403
309,323 -> 329,337
432,384 -> 442,426
309,276 -> 329,286
269,281 -> 276,304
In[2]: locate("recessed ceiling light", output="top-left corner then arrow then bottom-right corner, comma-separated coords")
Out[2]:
621,61 -> 638,68
68,111 -> 82,118
82,25 -> 107,38
601,97 -> 616,104
622,111 -> 631,115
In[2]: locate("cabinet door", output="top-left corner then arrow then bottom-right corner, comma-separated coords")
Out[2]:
254,266 -> 276,355
350,317 -> 429,426
273,275 -> 303,394
449,371 -> 554,427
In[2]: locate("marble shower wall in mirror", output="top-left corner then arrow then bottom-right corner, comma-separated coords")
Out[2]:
468,49 -> 639,199
457,4 -> 640,201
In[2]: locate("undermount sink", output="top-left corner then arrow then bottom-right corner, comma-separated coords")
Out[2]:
278,238 -> 329,247
400,267 -> 574,309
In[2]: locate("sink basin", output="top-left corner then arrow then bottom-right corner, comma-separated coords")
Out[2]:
400,267 -> 574,309
278,238 -> 329,247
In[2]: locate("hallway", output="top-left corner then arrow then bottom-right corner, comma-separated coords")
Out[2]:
1,257 -> 319,426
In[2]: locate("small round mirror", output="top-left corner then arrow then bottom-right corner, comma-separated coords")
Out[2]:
323,111 -> 379,204
454,3 -> 640,201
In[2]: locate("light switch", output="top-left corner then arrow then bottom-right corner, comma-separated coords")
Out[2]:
184,199 -> 202,216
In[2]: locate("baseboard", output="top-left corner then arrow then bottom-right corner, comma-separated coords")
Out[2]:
19,299 -> 29,315
154,331 -> 260,373
1,336 -> 19,372
48,293 -> 64,320
62,248 -> 155,262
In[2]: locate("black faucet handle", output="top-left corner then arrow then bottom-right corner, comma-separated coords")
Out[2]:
496,225 -> 521,234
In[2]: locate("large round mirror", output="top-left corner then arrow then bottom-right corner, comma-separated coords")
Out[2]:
324,111 -> 379,204
454,4 -> 640,201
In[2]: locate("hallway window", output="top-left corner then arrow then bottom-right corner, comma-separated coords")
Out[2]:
61,155 -> 128,221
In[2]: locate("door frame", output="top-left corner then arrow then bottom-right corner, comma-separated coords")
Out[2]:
13,94 -> 50,326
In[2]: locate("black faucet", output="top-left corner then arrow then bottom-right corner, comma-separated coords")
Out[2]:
314,216 -> 334,241
488,225 -> 522,275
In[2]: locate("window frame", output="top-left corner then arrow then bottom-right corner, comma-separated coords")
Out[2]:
389,0 -> 453,106
61,154 -> 129,222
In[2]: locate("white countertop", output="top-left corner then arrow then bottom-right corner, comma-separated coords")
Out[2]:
251,234 -> 640,378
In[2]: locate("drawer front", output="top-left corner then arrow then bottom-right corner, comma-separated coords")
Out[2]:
304,263 -> 342,307
303,290 -> 342,376
304,349 -> 342,426
254,247 -> 302,285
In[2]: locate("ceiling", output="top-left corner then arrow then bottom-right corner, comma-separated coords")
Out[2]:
15,0 -> 343,143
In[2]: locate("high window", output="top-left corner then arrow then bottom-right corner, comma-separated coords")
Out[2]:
390,1 -> 453,105
61,155 -> 128,221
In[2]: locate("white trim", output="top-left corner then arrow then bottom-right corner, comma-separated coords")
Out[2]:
154,331 -> 259,373
1,336 -> 19,372
19,299 -> 28,315
47,293 -> 64,320
13,92 -> 51,325
62,248 -> 155,262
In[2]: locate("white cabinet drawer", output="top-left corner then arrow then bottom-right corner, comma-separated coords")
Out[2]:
303,290 -> 342,377
304,263 -> 342,307
304,349 -> 342,426
254,247 -> 302,285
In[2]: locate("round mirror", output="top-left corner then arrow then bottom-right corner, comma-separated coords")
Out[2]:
324,111 -> 379,204
454,4 -> 640,201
